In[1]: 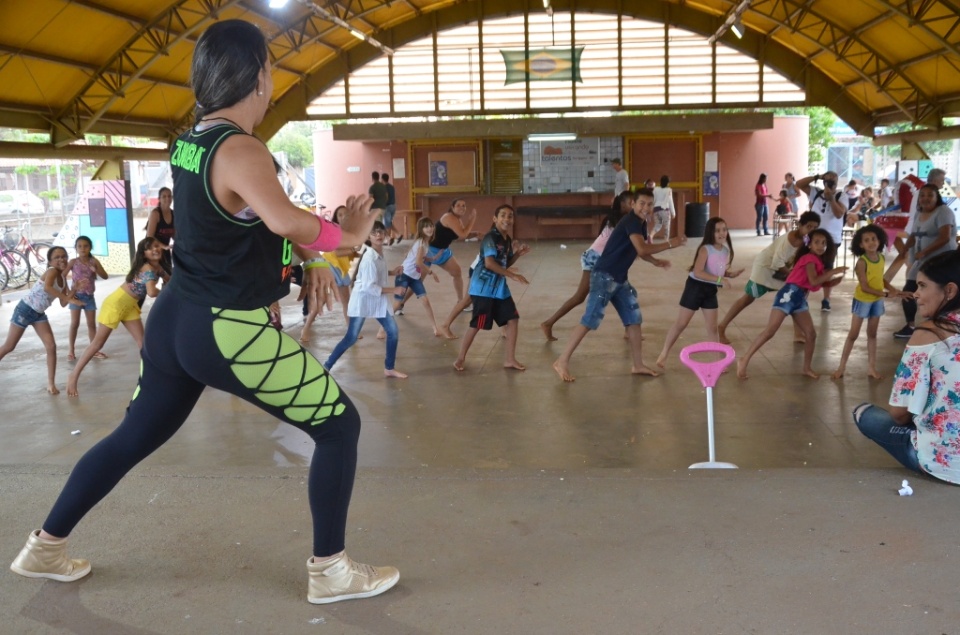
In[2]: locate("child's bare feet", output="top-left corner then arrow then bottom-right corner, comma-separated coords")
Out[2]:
736,359 -> 749,379
655,354 -> 667,369
66,375 -> 79,397
384,369 -> 408,379
453,359 -> 466,371
504,360 -> 526,371
867,369 -> 883,380
717,326 -> 731,345
376,328 -> 386,340
631,365 -> 660,377
432,328 -> 442,337
831,369 -> 844,380
801,369 -> 820,379
66,352 -> 76,361
93,352 -> 108,359
299,335 -> 311,344
541,322 -> 558,341
439,326 -> 458,340
553,359 -> 575,382
47,385 -> 60,395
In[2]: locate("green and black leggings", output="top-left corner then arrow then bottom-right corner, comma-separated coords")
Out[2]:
43,290 -> 360,557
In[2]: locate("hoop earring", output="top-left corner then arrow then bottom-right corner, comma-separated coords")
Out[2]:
257,90 -> 263,96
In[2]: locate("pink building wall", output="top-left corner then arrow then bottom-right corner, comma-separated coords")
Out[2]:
702,116 -> 810,231
312,116 -> 809,232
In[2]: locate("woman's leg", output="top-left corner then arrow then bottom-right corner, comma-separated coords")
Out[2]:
755,205 -> 764,235
541,270 -> 591,340
32,321 -> 59,395
901,279 -> 919,327
324,317 -> 364,370
67,324 -> 115,397
852,404 -> 922,473
438,257 -> 464,301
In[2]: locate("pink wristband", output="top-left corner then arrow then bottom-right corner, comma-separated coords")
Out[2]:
299,217 -> 342,253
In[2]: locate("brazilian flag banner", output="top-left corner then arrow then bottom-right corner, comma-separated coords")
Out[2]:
501,47 -> 584,85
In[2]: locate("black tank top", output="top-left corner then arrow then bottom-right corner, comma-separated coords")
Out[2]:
152,208 -> 175,246
167,123 -> 292,309
431,214 -> 460,249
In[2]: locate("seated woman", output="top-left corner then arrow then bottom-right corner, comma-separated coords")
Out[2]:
853,250 -> 960,484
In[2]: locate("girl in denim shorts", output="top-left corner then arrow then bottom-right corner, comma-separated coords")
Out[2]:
0,246 -> 84,394
66,236 -> 109,361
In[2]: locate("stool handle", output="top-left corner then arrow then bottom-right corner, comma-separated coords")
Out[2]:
679,342 -> 736,389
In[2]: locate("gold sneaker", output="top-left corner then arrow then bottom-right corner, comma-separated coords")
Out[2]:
307,553 -> 399,604
10,530 -> 91,582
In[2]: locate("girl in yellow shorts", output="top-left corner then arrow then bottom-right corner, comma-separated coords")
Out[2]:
67,237 -> 168,397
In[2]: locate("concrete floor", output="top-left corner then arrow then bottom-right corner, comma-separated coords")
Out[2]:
2,230 -> 957,634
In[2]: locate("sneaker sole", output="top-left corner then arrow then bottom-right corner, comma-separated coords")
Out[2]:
10,562 -> 91,582
308,570 -> 400,605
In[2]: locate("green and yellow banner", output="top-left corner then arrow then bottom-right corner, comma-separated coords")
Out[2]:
501,47 -> 584,85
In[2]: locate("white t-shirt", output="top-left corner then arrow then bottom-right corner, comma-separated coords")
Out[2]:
613,169 -> 629,196
809,186 -> 845,244
401,238 -> 426,279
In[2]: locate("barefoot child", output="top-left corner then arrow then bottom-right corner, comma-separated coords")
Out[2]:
737,229 -> 847,380
67,237 -> 168,397
0,246 -> 83,394
553,188 -> 686,382
324,222 -> 408,378
393,216 -> 442,335
66,236 -> 109,361
540,193 -> 630,341
832,225 -> 903,380
656,217 -> 743,367
718,212 -> 821,344
454,204 -> 530,371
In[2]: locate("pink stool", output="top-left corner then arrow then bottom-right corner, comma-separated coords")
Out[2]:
679,342 -> 738,469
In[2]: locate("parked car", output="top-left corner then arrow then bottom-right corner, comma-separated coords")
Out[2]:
0,190 -> 45,217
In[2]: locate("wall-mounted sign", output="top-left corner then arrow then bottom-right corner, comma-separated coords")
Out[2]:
346,166 -> 361,173
539,137 -> 599,166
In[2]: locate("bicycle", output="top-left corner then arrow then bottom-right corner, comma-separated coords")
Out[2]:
0,258 -> 9,292
0,231 -> 30,290
3,224 -> 53,276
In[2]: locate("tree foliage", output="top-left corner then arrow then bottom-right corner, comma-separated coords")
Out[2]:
267,121 -> 315,168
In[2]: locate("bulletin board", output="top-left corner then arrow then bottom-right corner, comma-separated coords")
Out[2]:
426,151 -> 476,187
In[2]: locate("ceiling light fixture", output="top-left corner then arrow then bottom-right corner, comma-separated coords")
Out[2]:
708,0 -> 751,44
730,18 -> 744,39
528,133 -> 578,142
268,0 -> 289,7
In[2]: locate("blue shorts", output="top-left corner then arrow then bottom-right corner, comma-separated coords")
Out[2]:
772,283 -> 809,315
851,298 -> 885,319
580,248 -> 600,271
744,280 -> 774,299
68,292 -> 97,311
10,300 -> 48,328
394,273 -> 427,299
426,246 -> 454,266
383,204 -> 396,228
331,266 -> 351,287
580,270 -> 642,330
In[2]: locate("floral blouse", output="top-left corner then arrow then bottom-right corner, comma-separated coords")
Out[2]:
889,314 -> 960,484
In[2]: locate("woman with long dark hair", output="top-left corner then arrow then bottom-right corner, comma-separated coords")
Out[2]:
145,186 -> 174,273
853,250 -> 960,484
754,173 -> 774,236
10,19 -> 398,605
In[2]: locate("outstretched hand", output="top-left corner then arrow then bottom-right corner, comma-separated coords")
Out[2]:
336,194 -> 378,248
299,265 -> 339,317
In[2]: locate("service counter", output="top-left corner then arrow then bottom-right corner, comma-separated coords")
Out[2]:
418,192 -> 615,240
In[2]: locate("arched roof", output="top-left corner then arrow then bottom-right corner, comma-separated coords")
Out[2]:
1,0 -> 958,150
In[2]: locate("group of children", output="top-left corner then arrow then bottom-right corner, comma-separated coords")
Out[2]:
308,186 -> 913,385
0,236 -> 168,395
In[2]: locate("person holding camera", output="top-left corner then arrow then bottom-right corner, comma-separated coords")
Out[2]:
796,171 -> 847,311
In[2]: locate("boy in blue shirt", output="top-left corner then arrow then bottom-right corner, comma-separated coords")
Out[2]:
454,204 -> 530,371
553,188 -> 686,381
